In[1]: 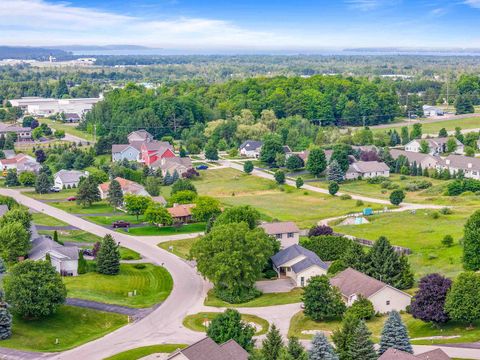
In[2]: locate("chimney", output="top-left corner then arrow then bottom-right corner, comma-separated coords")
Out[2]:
468,163 -> 472,169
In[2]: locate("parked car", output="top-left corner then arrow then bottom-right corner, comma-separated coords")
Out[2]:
50,186 -> 61,193
67,196 -> 76,201
82,249 -> 94,256
196,164 -> 208,170
112,220 -> 130,228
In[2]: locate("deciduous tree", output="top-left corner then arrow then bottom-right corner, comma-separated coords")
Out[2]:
124,194 -> 152,220
0,222 -> 30,263
411,273 -> 451,324
445,272 -> 480,326
306,148 -> 327,177
192,196 -> 221,222
144,203 -> 173,226
303,275 -> 346,321
463,210 -> 480,271
206,309 -> 255,351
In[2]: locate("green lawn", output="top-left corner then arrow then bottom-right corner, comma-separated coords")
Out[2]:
371,116 -> 480,135
104,344 -> 186,360
63,263 -> 173,308
119,247 -> 141,260
39,118 -> 95,142
31,212 -> 68,227
0,305 -> 127,352
333,209 -> 469,279
51,201 -> 115,214
183,312 -> 269,336
289,311 -> 480,344
38,229 -> 101,244
194,168 -> 384,227
128,223 -> 206,236
23,188 -> 77,200
204,288 -> 303,308
158,237 -> 201,259
85,214 -> 144,226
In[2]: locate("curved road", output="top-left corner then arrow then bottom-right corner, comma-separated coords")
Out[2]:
0,189 -> 207,360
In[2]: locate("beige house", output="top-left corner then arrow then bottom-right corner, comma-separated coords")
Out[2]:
330,268 -> 411,314
390,149 -> 441,170
260,221 -> 300,248
271,244 -> 328,287
151,156 -> 193,177
345,161 -> 390,180
438,154 -> 480,180
167,337 -> 248,360
405,137 -> 464,155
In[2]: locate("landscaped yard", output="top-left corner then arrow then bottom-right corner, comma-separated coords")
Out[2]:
119,247 -> 141,260
288,311 -> 480,345
38,229 -> 101,244
204,288 -> 303,308
50,201 -> 115,214
333,209 -> 470,279
0,305 -> 127,352
63,263 -> 173,308
128,223 -> 206,236
39,117 -> 95,142
31,212 -> 68,227
194,168 -> 385,228
104,344 -> 186,360
183,312 -> 269,336
23,188 -> 78,200
85,213 -> 143,226
158,237 -> 200,259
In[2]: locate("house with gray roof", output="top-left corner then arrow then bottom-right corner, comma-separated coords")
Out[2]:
330,268 -> 411,313
405,137 -> 464,155
167,337 -> 248,360
260,221 -> 300,248
345,161 -> 390,180
390,149 -> 441,169
54,170 -> 88,189
271,244 -> 328,287
29,236 -> 79,276
378,348 -> 450,360
239,140 -> 263,158
439,154 -> 480,180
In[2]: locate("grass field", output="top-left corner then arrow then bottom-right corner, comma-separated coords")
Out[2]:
0,306 -> 126,352
128,223 -> 206,236
158,237 -> 200,259
194,168 -> 384,228
38,229 -> 101,244
85,214 -> 143,226
289,311 -> 480,344
333,209 -> 469,279
104,344 -> 186,360
31,212 -> 68,226
119,247 -> 141,260
51,201 -> 115,214
183,312 -> 269,336
39,118 -> 94,142
204,288 -> 303,308
63,263 -> 173,308
371,117 -> 480,135
23,188 -> 77,200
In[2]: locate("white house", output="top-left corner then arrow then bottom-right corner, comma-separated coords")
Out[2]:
330,268 -> 411,314
390,149 -> 441,170
29,236 -> 79,276
271,244 -> 328,287
423,105 -> 444,117
239,140 -> 263,158
438,154 -> 480,180
345,161 -> 390,180
260,221 -> 300,248
405,137 -> 464,155
54,170 -> 88,189
0,154 -> 40,174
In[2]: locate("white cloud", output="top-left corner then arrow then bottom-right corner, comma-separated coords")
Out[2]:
464,0 -> 480,8
346,0 -> 383,11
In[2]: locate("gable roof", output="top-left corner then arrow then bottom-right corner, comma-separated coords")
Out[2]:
416,349 -> 450,360
260,221 -> 300,235
142,141 -> 173,152
330,267 -> 390,298
151,156 -> 192,171
239,140 -> 262,151
29,236 -> 79,261
112,144 -> 138,153
390,149 -> 440,165
54,170 -> 87,183
168,337 -> 248,360
415,137 -> 462,148
378,348 -> 418,360
99,177 -> 147,196
443,154 -> 480,171
347,161 -> 389,174
128,129 -> 152,142
167,204 -> 195,218
271,244 -> 328,272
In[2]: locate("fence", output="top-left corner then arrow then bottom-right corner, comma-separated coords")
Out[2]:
333,231 -> 411,255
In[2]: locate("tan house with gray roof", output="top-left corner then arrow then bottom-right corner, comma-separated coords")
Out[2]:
260,221 -> 300,248
330,268 -> 411,314
345,161 -> 390,180
439,154 -> 480,180
390,149 -> 441,170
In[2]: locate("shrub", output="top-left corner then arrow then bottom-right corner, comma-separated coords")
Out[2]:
439,207 -> 453,215
308,225 -> 334,237
389,189 -> 405,206
133,263 -> 146,269
327,259 -> 347,275
339,194 -> 351,200
356,200 -> 364,207
263,269 -> 278,279
367,176 -> 388,184
380,181 -> 391,189
431,211 -> 440,219
447,179 -> 480,196
442,235 -> 454,247
345,296 -> 375,320
399,175 -> 407,180
300,235 -> 352,261
328,182 -> 339,196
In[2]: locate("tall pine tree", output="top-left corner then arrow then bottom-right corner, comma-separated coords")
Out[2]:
332,314 -> 360,360
96,234 -> 120,275
378,311 -> 412,355
350,321 -> 377,360
107,179 -> 124,212
261,324 -> 284,360
0,303 -> 12,340
327,160 -> 345,183
309,332 -> 338,360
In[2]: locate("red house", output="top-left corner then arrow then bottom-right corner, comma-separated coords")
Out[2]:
141,141 -> 175,166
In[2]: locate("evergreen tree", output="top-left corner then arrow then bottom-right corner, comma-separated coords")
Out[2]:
332,314 -> 360,360
327,160 -> 345,183
0,303 -> 12,340
76,176 -> 101,207
328,182 -> 339,196
400,126 -> 409,145
53,230 -> 60,244
283,337 -> 307,360
309,332 -> 338,360
34,172 -> 51,194
77,251 -> 87,274
306,148 -> 327,177
261,324 -> 284,360
56,78 -> 69,98
0,258 -> 5,274
96,234 -> 120,275
163,171 -> 173,185
5,170 -> 19,187
172,170 -> 179,183
342,242 -> 367,272
295,177 -> 304,189
350,321 -> 376,360
244,160 -> 254,174
107,179 -> 124,211
378,311 -> 412,355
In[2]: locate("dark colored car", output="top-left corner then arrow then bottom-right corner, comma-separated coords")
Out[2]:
196,165 -> 208,170
67,196 -> 76,201
112,220 -> 130,228
50,187 -> 61,193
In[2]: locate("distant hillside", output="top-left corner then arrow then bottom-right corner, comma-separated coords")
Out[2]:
0,46 -> 72,60
51,45 -> 152,51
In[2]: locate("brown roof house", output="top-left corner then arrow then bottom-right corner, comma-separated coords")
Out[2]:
379,348 -> 450,360
167,204 -> 196,223
271,244 -> 329,287
330,268 -> 411,314
260,221 -> 300,248
98,177 -> 149,200
167,337 -> 248,360
345,161 -> 390,180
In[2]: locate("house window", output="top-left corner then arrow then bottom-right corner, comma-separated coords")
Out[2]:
287,232 -> 294,238
275,234 -> 282,239
300,277 -> 305,287
386,300 -> 390,306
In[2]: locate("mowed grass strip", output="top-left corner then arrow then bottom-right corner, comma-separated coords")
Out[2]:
63,263 -> 173,308
183,312 -> 269,336
104,344 -> 187,360
158,237 -> 201,259
0,305 -> 127,352
31,212 -> 68,227
38,229 -> 101,244
128,223 -> 206,236
204,288 -> 303,308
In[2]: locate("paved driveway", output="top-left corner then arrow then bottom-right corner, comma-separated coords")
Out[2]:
256,279 -> 296,293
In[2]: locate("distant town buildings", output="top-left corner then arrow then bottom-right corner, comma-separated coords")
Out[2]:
9,96 -> 102,117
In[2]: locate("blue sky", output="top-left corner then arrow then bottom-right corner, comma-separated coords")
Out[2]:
1,0 -> 480,51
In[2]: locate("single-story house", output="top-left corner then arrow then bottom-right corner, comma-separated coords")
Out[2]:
151,156 -> 193,177
438,154 -> 480,180
167,204 -> 195,223
29,236 -> 79,276
271,244 -> 328,287
0,123 -> 32,141
330,268 -> 411,314
378,348 -> 450,360
54,170 -> 88,189
389,149 -> 441,170
98,177 -> 149,199
112,144 -> 141,162
259,221 -> 300,248
239,140 -> 263,158
167,337 -> 248,360
345,161 -> 390,180
423,105 -> 444,117
0,154 -> 41,174
405,137 -> 464,155
127,129 -> 153,143
152,195 -> 167,206
64,113 -> 81,123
